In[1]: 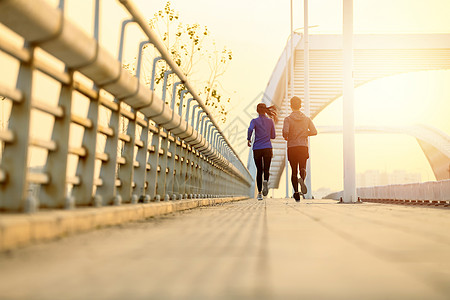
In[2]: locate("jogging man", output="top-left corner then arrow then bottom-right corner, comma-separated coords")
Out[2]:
282,96 -> 317,201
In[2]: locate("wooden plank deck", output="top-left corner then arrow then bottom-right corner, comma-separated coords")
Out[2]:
0,199 -> 449,299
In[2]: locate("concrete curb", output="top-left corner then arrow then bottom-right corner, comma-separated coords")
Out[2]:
0,196 -> 249,252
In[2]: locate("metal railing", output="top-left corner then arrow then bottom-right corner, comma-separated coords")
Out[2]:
0,0 -> 252,212
326,180 -> 450,207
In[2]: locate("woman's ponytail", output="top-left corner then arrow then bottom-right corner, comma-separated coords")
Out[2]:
257,103 -> 278,123
265,105 -> 278,123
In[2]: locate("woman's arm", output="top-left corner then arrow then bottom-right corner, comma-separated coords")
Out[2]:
247,119 -> 255,147
247,119 -> 255,141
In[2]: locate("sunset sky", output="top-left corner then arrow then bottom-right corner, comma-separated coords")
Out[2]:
138,0 -> 449,195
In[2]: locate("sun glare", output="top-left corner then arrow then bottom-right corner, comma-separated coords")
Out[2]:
315,70 -> 450,131
309,69 -> 450,192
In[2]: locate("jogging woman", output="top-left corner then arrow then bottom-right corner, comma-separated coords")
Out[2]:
247,103 -> 277,200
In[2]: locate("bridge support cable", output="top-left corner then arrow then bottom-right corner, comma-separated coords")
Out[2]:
0,0 -> 251,212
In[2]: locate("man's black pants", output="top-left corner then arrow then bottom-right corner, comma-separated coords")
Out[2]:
287,146 -> 309,193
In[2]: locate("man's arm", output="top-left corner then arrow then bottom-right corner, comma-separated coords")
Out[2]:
308,119 -> 317,136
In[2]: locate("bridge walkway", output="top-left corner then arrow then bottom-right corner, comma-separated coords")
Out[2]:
0,199 -> 449,299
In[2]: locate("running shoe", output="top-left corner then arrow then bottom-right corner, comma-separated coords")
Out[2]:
262,180 -> 269,196
257,192 -> 263,201
299,177 -> 307,195
293,192 -> 301,202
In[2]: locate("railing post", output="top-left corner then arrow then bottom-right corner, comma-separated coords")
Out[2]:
147,126 -> 161,201
157,131 -> 169,201
186,144 -> 194,197
40,71 -> 74,209
0,46 -> 35,212
72,87 -> 100,207
203,156 -> 210,196
178,141 -> 189,198
131,41 -> 151,203
117,109 -> 137,204
197,151 -> 203,196
96,100 -> 121,206
172,137 -> 183,199
153,69 -> 175,201
166,133 -> 177,199
135,118 -> 150,203
164,82 -> 183,199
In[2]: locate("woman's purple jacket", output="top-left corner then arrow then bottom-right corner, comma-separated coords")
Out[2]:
247,115 -> 276,150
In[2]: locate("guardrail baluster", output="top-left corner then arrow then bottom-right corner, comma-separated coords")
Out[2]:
178,142 -> 188,197
187,146 -> 195,197
174,138 -> 185,199
147,127 -> 161,201
166,134 -> 177,199
117,108 -> 137,204
197,151 -> 203,196
72,87 -> 100,207
157,131 -> 169,201
135,117 -> 150,203
97,100 -> 121,206
163,82 -> 182,199
0,46 -> 35,212
40,70 -> 74,209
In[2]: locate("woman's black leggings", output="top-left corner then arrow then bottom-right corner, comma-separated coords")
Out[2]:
253,148 -> 273,192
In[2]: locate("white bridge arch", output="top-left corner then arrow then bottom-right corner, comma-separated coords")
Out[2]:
255,33 -> 450,191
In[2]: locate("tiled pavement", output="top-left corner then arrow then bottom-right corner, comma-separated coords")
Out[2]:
0,198 -> 449,299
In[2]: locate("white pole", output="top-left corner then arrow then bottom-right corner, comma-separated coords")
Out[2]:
284,41 -> 289,198
285,0 -> 294,198
343,0 -> 356,203
290,0 -> 294,112
284,30 -> 289,198
290,0 -> 294,99
304,0 -> 312,199
285,143 -> 289,198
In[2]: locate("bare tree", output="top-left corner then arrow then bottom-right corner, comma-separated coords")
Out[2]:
124,1 -> 233,123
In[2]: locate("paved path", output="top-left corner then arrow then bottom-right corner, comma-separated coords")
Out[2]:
0,199 -> 449,300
